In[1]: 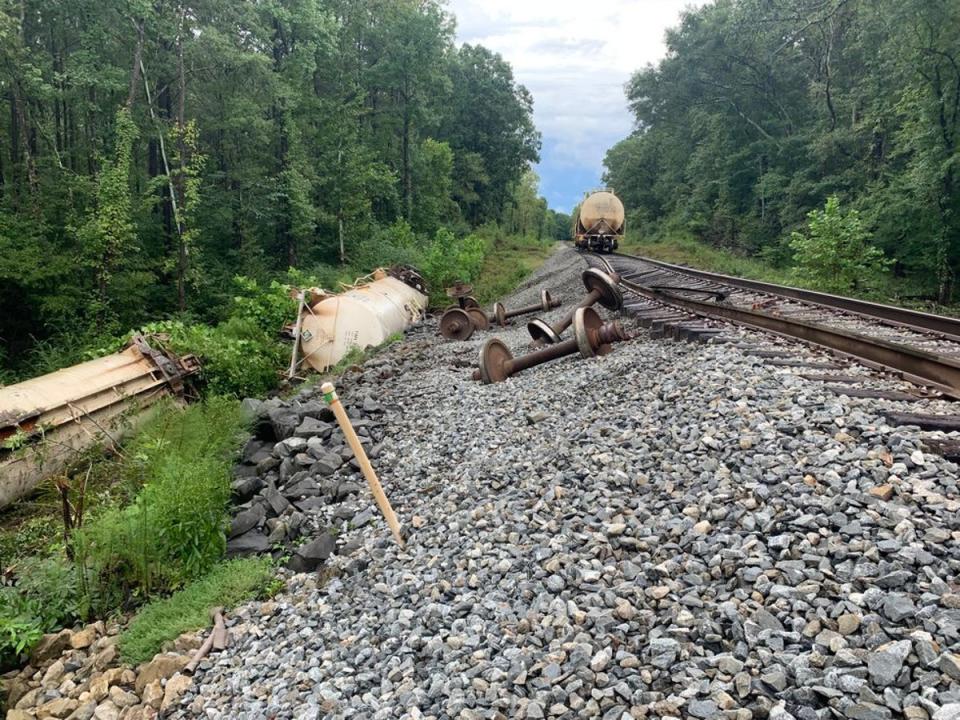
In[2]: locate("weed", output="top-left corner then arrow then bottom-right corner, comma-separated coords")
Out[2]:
119,558 -> 273,665
261,576 -> 286,600
72,398 -> 245,615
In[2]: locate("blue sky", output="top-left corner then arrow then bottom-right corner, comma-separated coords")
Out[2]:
447,0 -> 708,214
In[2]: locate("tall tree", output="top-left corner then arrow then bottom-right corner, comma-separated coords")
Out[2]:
605,0 -> 960,300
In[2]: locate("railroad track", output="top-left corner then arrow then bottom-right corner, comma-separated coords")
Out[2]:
586,251 -> 960,400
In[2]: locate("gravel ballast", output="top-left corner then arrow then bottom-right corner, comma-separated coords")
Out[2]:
174,246 -> 960,720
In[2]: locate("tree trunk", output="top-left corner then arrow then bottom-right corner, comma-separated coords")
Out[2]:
10,79 -> 38,203
402,107 -> 412,222
126,20 -> 145,109
175,11 -> 187,312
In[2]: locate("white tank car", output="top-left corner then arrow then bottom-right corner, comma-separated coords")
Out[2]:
574,190 -> 625,252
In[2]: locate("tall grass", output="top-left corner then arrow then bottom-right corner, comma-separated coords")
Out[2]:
72,398 -> 245,616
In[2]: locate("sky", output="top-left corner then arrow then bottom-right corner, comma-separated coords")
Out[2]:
447,0 -> 709,214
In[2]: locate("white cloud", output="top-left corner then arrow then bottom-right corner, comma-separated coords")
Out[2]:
447,0 -> 709,212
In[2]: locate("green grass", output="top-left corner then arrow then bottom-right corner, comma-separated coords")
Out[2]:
0,442 -> 155,569
72,398 -> 247,616
471,235 -> 557,304
119,557 -> 273,665
619,234 -> 793,285
621,233 -> 960,316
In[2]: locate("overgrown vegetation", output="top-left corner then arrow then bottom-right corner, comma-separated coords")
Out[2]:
0,557 -> 79,668
72,399 -> 246,616
0,399 -> 245,668
472,235 -> 558,304
604,0 -> 960,303
0,0 -> 573,383
119,558 -> 273,665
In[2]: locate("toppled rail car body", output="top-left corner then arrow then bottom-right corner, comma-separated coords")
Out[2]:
296,266 -> 429,373
0,335 -> 199,509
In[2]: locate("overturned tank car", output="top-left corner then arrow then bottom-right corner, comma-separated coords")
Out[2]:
295,266 -> 428,373
0,335 -> 199,509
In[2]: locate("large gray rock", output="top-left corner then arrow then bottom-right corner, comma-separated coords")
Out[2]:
229,504 -> 265,538
287,534 -> 336,573
648,638 -> 679,669
231,476 -> 263,503
226,531 -> 269,557
267,407 -> 299,441
313,453 -> 343,476
867,640 -> 912,686
295,416 -> 333,439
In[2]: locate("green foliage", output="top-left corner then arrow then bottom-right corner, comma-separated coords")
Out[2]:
412,139 -> 456,235
621,232 -> 794,285
139,318 -> 283,399
0,558 -> 80,668
119,558 -> 273,665
420,229 -> 486,304
134,273 -> 308,398
76,108 -> 140,325
603,0 -> 960,301
789,197 -> 892,293
471,234 -> 555,304
72,398 -> 244,615
503,171 -> 549,239
0,0 -> 543,381
0,615 -> 42,668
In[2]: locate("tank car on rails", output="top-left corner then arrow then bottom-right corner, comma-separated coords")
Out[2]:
573,190 -> 624,253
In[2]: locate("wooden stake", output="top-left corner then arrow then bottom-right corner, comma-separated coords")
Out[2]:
287,290 -> 307,380
321,382 -> 404,547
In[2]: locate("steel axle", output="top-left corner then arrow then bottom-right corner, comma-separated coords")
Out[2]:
528,269 -> 622,346
491,289 -> 561,327
476,307 -> 630,384
445,281 -> 480,311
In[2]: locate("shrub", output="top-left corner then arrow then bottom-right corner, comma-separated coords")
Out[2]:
137,318 -> 283,398
0,557 -> 80,669
420,228 -> 488,304
73,398 -> 244,615
789,196 -> 892,292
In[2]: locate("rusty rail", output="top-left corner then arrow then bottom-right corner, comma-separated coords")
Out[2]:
611,252 -> 960,342
593,254 -> 960,399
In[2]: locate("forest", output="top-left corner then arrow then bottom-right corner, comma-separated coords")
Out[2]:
604,0 -> 960,303
0,0 -> 566,382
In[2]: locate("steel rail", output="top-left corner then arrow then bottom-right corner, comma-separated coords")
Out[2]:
608,251 -> 960,342
590,254 -> 960,399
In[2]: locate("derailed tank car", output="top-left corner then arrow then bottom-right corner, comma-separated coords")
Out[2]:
574,190 -> 625,253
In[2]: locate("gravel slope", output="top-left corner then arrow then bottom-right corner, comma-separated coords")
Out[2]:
175,246 -> 960,720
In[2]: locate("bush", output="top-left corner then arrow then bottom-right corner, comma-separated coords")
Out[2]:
789,196 -> 892,293
119,558 -> 273,665
0,557 -> 80,668
73,398 -> 245,615
420,228 -> 487,305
